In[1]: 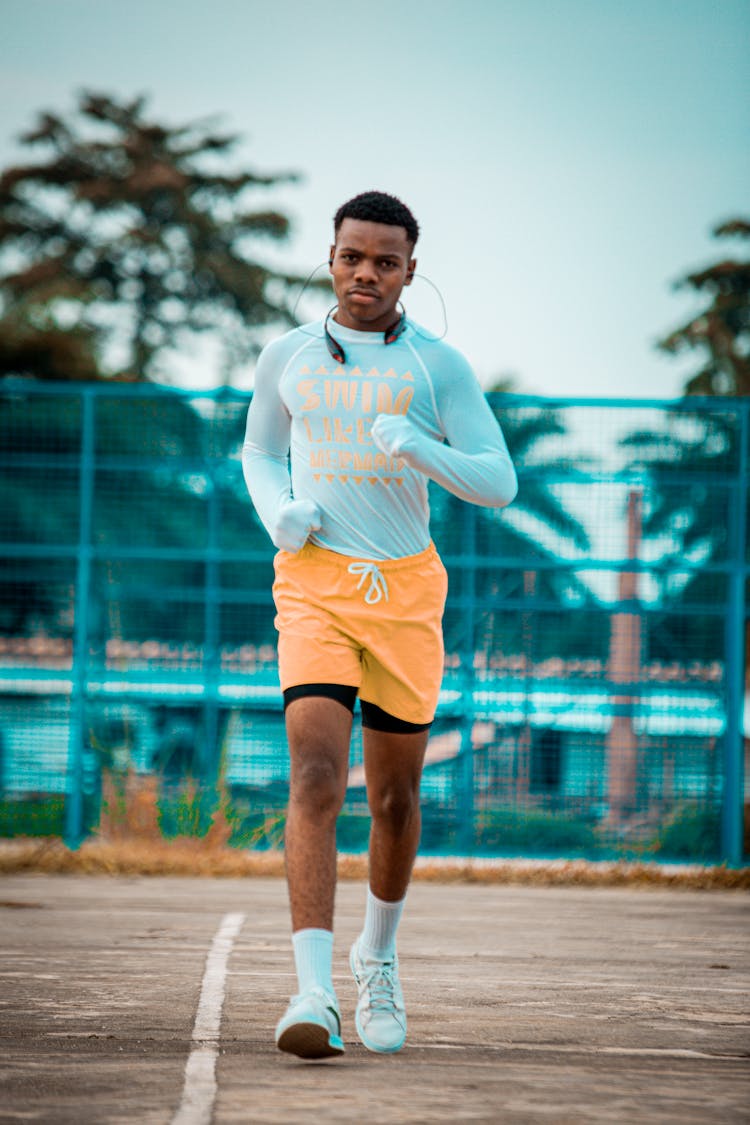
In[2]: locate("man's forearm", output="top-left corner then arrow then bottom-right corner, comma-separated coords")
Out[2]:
371,414 -> 517,508
242,440 -> 321,551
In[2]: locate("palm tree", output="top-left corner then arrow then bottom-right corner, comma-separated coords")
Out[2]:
619,405 -> 739,661
618,218 -> 750,658
659,218 -> 750,397
431,393 -> 594,664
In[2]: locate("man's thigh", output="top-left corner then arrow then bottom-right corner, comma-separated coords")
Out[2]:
284,695 -> 353,794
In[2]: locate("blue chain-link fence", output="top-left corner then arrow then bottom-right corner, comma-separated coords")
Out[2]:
1,382 -> 747,863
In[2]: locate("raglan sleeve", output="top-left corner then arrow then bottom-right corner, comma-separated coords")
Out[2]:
242,341 -> 321,552
371,349 -> 517,507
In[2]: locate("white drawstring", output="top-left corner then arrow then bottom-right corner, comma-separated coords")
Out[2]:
347,561 -> 389,605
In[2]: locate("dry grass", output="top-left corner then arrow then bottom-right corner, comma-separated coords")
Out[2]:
0,837 -> 286,878
3,773 -> 745,890
409,856 -> 750,890
0,837 -> 747,890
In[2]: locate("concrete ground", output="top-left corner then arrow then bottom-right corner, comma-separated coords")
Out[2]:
0,875 -> 748,1124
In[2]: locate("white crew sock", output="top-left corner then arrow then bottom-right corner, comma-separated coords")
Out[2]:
292,928 -> 335,997
359,888 -> 406,961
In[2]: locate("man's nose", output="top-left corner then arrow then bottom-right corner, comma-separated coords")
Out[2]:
354,258 -> 378,283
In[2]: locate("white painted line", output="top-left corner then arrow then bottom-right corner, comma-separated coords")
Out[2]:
172,912 -> 245,1125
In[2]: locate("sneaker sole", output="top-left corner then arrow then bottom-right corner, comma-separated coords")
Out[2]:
276,1020 -> 345,1060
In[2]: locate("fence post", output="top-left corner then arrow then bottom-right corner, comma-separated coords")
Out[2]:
64,388 -> 95,848
457,501 -> 477,854
203,460 -> 221,793
723,402 -> 748,865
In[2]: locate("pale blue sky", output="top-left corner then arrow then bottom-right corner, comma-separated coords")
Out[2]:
1,0 -> 748,396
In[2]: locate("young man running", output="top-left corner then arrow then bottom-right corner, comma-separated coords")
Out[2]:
242,191 -> 517,1059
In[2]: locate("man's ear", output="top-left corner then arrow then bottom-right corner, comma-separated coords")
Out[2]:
405,258 -> 417,285
328,244 -> 336,268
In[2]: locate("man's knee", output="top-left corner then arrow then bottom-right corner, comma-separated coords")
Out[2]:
369,782 -> 420,833
290,754 -> 346,818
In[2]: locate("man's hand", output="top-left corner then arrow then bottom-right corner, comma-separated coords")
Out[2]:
371,413 -> 417,459
273,498 -> 321,552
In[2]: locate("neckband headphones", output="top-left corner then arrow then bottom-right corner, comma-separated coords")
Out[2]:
323,304 -> 407,364
324,256 -> 411,363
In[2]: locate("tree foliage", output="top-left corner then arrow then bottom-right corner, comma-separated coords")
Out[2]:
0,387 -> 274,642
660,218 -> 750,396
620,406 -> 739,661
0,91 -> 305,382
621,220 -> 750,656
432,398 -> 597,662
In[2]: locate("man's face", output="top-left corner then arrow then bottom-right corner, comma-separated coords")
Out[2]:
329,218 -> 416,332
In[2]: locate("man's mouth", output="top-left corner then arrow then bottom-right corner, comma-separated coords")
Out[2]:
348,288 -> 379,301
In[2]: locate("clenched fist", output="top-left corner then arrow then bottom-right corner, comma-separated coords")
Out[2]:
371,413 -> 417,459
273,498 -> 321,552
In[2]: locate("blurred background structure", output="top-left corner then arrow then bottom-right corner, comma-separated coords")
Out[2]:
0,3 -> 748,864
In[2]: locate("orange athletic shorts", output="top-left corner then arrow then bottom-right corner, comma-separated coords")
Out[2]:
272,542 -> 448,726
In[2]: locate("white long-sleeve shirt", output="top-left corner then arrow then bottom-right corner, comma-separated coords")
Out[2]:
242,318 -> 517,559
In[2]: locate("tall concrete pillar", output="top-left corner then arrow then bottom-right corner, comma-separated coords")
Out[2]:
606,490 -> 643,825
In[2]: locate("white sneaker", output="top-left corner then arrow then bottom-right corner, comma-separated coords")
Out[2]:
349,938 -> 407,1053
275,986 -> 345,1059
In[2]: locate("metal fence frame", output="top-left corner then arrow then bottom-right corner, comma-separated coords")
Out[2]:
1,382 -> 747,863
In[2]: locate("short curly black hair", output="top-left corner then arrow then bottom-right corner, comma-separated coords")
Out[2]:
334,191 -> 419,247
